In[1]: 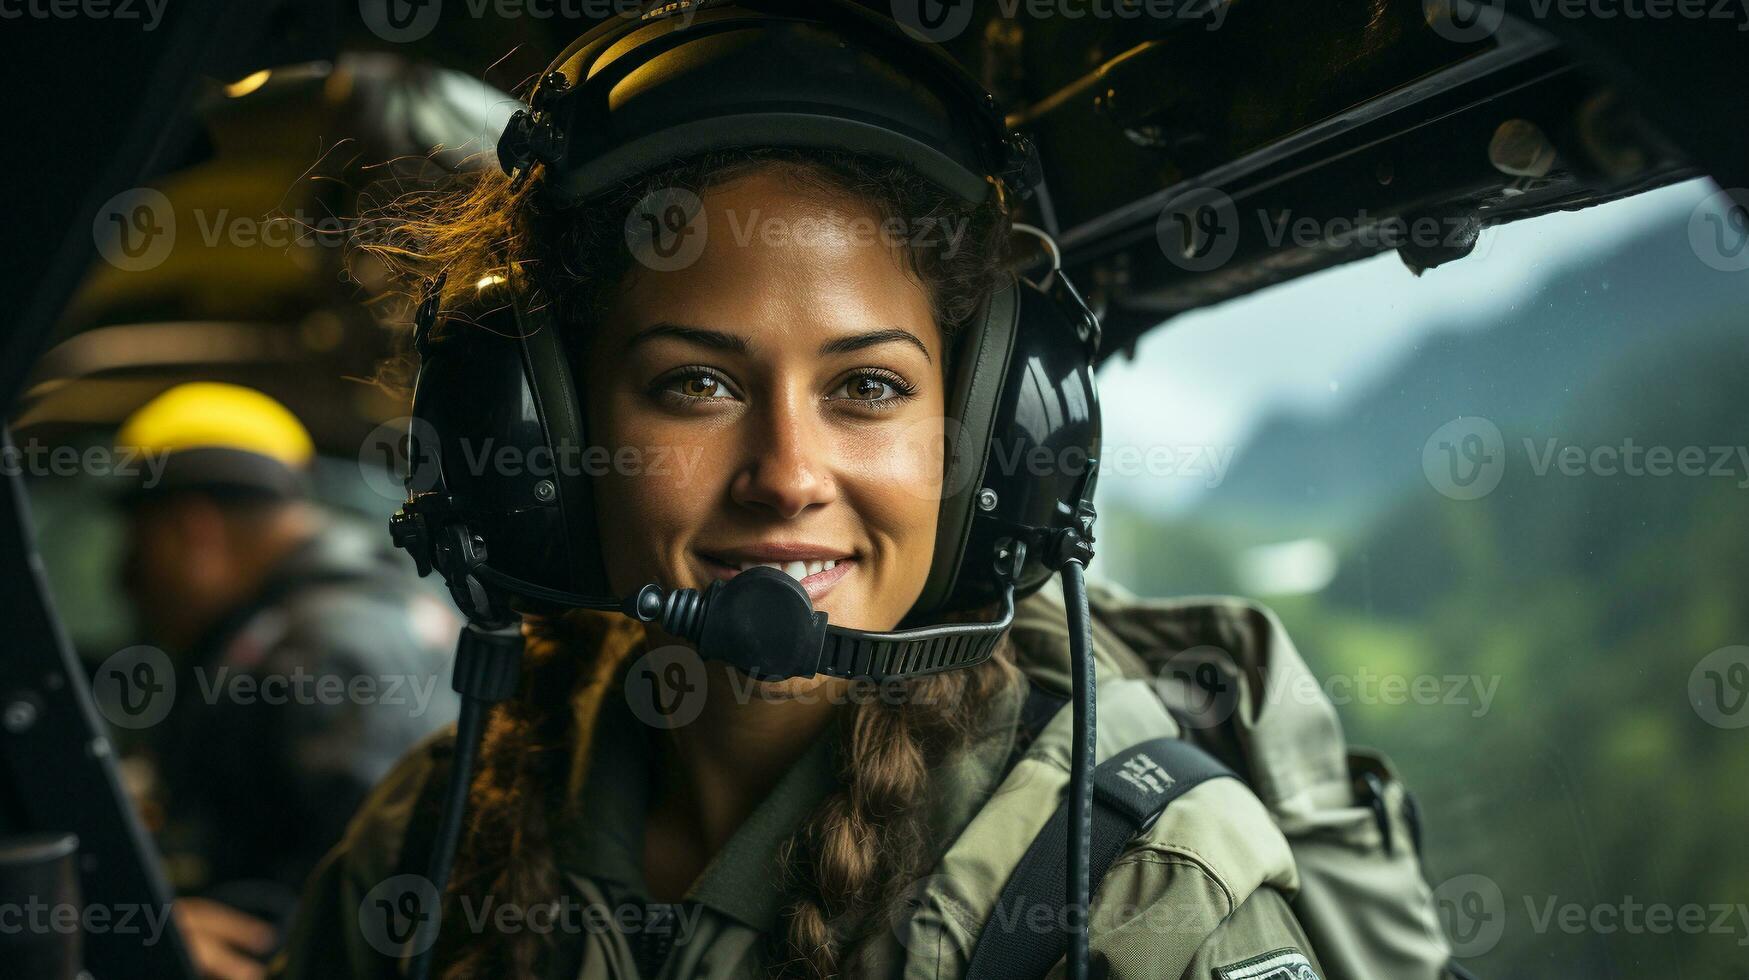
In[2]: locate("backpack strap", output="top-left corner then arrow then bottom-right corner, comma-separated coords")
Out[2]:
965,737 -> 1239,980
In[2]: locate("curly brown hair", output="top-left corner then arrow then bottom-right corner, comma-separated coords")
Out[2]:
359,146 -> 1023,978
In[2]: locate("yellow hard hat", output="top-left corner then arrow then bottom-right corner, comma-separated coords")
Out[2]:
117,382 -> 315,499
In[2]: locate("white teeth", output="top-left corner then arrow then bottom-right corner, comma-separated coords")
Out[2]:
729,558 -> 846,578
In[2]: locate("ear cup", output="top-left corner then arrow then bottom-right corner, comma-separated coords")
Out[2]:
407,275 -> 608,604
906,278 -> 1020,624
512,279 -> 613,599
904,273 -> 1103,622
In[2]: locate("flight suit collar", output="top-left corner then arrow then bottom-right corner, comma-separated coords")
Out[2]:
555,685 -> 841,936
554,672 -> 1027,942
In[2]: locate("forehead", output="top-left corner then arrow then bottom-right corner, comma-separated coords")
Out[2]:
599,171 -> 943,360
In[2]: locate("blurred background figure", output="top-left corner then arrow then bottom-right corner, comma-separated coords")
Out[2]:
113,381 -> 459,979
3,52 -> 517,978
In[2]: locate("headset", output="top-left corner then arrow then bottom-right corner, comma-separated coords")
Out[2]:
385,2 -> 1104,977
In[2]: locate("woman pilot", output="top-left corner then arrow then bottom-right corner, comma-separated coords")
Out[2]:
273,3 -> 1333,978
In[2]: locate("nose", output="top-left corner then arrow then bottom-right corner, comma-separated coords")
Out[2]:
729,392 -> 837,519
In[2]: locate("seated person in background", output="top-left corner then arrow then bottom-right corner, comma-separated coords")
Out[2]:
111,382 -> 460,980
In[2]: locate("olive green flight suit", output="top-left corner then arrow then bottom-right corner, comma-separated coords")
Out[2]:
274,583 -> 1323,980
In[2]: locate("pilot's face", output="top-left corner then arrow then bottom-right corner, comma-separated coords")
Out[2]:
582,171 -> 948,673
119,496 -> 221,651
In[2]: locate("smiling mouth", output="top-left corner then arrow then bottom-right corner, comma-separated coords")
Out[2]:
697,553 -> 857,602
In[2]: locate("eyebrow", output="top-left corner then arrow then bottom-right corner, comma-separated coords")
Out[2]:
624,322 -> 749,355
626,322 -> 932,364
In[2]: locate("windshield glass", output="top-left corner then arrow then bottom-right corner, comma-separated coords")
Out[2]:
1092,176 -> 1749,975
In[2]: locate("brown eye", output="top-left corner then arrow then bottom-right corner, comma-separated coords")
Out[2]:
847,376 -> 887,400
828,370 -> 918,409
680,375 -> 720,398
660,368 -> 735,402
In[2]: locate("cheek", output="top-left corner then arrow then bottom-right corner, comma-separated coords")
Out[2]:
586,403 -> 722,592
876,413 -> 949,506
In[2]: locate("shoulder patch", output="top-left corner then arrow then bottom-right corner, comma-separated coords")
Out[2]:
1214,948 -> 1320,980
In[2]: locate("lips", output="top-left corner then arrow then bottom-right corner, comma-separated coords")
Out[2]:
697,552 -> 857,604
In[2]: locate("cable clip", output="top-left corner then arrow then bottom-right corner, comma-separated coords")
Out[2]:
500,72 -> 572,191
999,132 -> 1044,201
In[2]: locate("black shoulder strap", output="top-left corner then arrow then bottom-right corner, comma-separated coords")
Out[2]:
965,737 -> 1238,980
